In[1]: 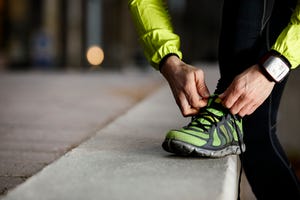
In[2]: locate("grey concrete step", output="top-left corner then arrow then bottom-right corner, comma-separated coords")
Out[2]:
2,79 -> 239,200
0,71 -> 163,195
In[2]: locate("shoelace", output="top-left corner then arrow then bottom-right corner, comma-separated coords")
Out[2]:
188,107 -> 222,132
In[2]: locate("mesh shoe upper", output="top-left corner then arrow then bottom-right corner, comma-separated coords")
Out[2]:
162,95 -> 245,157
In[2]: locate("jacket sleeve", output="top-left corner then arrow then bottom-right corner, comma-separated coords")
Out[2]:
271,0 -> 300,69
128,0 -> 182,70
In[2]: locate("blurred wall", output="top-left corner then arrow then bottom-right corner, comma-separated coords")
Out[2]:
0,0 -> 222,71
168,1 -> 223,63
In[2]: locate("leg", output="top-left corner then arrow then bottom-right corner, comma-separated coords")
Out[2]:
217,0 -> 300,198
243,78 -> 300,198
216,0 -> 265,94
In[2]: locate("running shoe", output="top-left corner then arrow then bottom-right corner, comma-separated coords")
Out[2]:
162,95 -> 245,157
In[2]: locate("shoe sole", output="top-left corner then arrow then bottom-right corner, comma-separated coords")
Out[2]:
162,138 -> 246,158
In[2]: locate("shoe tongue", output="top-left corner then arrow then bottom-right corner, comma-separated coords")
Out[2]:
191,95 -> 224,129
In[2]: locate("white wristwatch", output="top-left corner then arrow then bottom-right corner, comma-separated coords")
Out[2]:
259,52 -> 291,83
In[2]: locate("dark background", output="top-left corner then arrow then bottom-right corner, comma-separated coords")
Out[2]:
0,0 -> 223,71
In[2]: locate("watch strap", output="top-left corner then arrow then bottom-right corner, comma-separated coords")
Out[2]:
258,51 -> 291,82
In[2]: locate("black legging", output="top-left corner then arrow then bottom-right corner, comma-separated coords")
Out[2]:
216,0 -> 300,199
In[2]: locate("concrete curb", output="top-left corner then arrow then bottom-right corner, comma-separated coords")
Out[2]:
2,83 -> 238,200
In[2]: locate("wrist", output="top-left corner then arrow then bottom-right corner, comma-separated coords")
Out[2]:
160,54 -> 182,77
159,53 -> 180,69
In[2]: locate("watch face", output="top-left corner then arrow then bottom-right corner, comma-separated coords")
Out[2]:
264,56 -> 290,82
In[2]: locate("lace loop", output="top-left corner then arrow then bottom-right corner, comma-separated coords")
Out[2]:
188,107 -> 222,132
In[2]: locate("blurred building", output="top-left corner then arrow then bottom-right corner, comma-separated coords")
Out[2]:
0,0 -> 222,71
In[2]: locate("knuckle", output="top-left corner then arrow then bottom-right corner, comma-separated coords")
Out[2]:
182,110 -> 191,117
180,106 -> 187,116
190,97 -> 200,107
186,70 -> 195,78
232,84 -> 243,95
196,68 -> 204,76
183,84 -> 191,92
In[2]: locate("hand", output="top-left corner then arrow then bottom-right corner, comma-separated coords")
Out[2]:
219,64 -> 275,117
160,55 -> 210,117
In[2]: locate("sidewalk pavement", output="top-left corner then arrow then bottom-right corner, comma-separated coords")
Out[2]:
1,74 -> 240,200
1,65 -> 299,199
0,70 -> 163,195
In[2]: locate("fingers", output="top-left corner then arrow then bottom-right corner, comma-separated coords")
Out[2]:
162,60 -> 211,117
176,70 -> 210,117
220,82 -> 251,116
178,86 -> 206,117
220,79 -> 243,109
230,95 -> 248,115
239,103 -> 258,117
185,70 -> 210,114
219,65 -> 275,117
226,95 -> 253,117
185,73 -> 205,109
177,92 -> 199,117
195,69 -> 210,99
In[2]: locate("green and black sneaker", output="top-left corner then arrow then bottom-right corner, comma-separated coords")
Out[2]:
162,95 -> 245,157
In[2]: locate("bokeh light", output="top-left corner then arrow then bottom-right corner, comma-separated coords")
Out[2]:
86,46 -> 104,66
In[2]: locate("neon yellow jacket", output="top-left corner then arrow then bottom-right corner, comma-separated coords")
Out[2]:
129,0 -> 300,70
